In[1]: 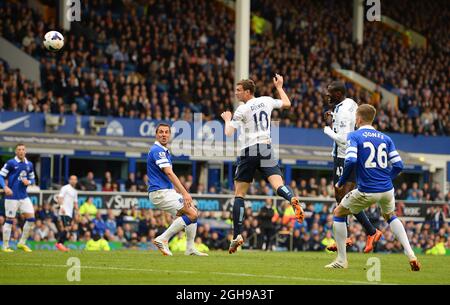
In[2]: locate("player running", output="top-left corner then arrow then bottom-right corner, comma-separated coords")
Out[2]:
0,143 -> 36,252
323,81 -> 382,253
221,75 -> 304,254
148,123 -> 207,256
55,175 -> 78,252
325,104 -> 420,271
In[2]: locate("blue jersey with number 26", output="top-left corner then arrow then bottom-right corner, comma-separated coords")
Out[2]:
340,126 -> 403,193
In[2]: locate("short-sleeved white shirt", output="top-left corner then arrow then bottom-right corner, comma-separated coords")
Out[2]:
58,184 -> 78,218
230,96 -> 283,150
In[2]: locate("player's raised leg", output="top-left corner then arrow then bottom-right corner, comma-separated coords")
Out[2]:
149,191 -> 193,256
327,172 -> 382,253
342,183 -> 383,253
267,174 -> 304,223
228,181 -> 250,254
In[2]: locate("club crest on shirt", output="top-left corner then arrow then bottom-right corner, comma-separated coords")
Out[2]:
159,152 -> 166,159
18,170 -> 27,180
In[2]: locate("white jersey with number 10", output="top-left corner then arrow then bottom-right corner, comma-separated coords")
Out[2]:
230,96 -> 283,151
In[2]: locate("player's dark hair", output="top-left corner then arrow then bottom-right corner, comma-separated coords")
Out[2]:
155,123 -> 171,133
328,81 -> 346,96
15,143 -> 25,149
357,104 -> 377,124
237,79 -> 256,94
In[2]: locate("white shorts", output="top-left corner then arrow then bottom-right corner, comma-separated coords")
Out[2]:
341,188 -> 395,215
4,198 -> 35,218
148,189 -> 184,217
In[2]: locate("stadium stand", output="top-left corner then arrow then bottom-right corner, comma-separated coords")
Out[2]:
1,0 -> 449,135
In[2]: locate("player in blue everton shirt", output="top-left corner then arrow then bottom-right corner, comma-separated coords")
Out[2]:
325,104 -> 420,271
147,123 -> 207,256
0,144 -> 36,252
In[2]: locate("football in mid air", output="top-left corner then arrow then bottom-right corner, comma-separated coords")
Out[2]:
43,31 -> 64,52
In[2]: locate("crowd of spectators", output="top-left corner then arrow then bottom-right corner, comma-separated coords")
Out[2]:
0,0 -> 449,136
251,0 -> 449,136
396,182 -> 447,202
71,169 -> 450,205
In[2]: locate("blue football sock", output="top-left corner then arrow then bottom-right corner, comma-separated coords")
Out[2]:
276,186 -> 293,202
355,211 -> 377,236
233,197 -> 245,239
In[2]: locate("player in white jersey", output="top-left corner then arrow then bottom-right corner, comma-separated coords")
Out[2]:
55,175 -> 78,252
323,81 -> 382,253
221,75 -> 304,254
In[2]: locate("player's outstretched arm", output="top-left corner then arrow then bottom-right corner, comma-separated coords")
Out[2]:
323,126 -> 347,146
273,74 -> 291,108
162,166 -> 193,206
221,111 -> 236,136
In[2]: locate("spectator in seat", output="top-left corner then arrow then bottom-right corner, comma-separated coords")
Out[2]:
194,236 -> 209,253
125,172 -> 137,191
102,182 -> 113,192
85,233 -> 111,251
102,171 -> 113,187
92,212 -> 107,236
321,230 -> 335,253
37,202 -> 57,222
79,171 -> 97,191
78,197 -> 98,219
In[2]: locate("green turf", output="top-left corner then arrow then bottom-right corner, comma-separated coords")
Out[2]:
1,250 -> 449,284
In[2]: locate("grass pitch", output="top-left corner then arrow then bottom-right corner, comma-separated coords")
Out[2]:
1,250 -> 449,285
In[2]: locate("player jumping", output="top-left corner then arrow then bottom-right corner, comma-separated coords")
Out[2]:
148,123 -> 207,256
55,175 -> 78,252
221,75 -> 305,254
323,81 -> 382,253
0,143 -> 36,252
325,104 -> 420,271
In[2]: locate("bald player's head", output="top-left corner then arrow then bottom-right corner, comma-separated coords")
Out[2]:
326,81 -> 347,105
69,175 -> 78,187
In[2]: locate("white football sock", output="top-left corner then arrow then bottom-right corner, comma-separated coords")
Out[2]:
185,223 -> 197,251
389,218 -> 416,260
19,221 -> 35,245
333,220 -> 348,263
158,217 -> 186,241
2,222 -> 12,249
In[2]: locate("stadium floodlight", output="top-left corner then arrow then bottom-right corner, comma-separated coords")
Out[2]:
45,114 -> 65,133
89,117 -> 107,135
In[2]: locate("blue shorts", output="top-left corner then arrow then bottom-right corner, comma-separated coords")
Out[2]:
234,144 -> 282,183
